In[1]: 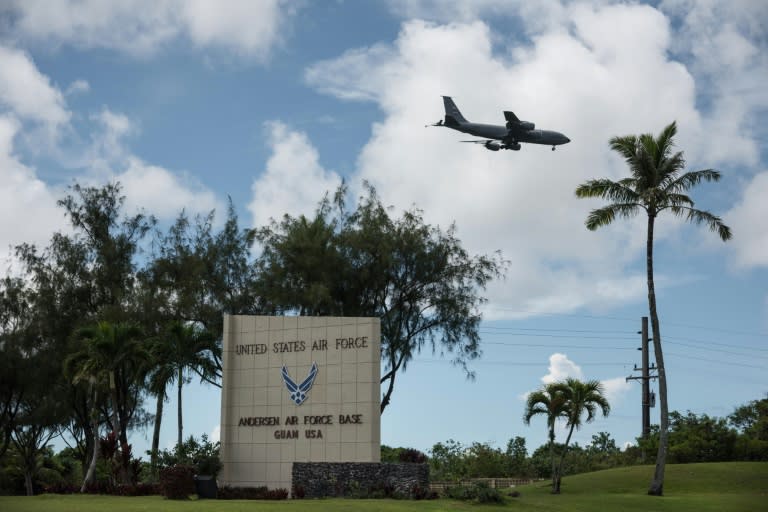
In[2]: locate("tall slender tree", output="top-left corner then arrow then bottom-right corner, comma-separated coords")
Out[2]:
575,121 -> 732,495
553,378 -> 610,493
523,382 -> 569,492
149,321 -> 217,450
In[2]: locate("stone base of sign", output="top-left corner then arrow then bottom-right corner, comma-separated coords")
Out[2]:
292,462 -> 429,498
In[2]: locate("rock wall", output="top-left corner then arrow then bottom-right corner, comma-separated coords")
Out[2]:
292,462 -> 429,498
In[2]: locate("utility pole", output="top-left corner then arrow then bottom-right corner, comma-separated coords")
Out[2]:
626,316 -> 657,439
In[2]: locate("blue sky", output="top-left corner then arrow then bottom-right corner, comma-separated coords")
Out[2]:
1,0 -> 766,457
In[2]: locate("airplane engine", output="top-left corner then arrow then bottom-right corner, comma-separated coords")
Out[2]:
519,121 -> 535,131
504,142 -> 521,151
484,141 -> 502,151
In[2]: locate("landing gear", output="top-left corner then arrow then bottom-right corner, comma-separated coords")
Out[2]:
552,146 -> 556,151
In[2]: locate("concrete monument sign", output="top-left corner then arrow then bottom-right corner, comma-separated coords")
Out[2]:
219,315 -> 381,490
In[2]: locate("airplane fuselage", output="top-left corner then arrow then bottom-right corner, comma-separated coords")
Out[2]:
437,96 -> 570,151
450,121 -> 571,147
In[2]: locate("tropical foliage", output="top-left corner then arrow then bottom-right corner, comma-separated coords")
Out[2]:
0,181 -> 499,494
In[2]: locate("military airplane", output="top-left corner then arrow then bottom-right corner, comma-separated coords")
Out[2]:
430,96 -> 570,151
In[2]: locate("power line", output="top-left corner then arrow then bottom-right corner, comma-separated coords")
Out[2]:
479,331 -> 636,341
483,341 -> 635,351
482,326 -> 632,334
665,339 -> 768,360
482,308 -> 768,338
665,335 -> 768,353
417,359 -> 627,367
665,351 -> 767,370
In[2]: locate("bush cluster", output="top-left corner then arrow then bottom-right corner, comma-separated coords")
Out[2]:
398,448 -> 428,464
159,465 -> 195,500
217,485 -> 289,500
444,482 -> 505,504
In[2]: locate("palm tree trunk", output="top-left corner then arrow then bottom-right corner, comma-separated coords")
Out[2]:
109,371 -> 119,437
554,423 -> 576,494
150,392 -> 164,477
81,386 -> 100,492
177,366 -> 183,449
646,215 -> 668,496
549,426 -> 557,492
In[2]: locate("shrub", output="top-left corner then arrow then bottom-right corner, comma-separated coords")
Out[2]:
472,482 -> 504,504
153,434 -> 221,478
217,485 -> 289,500
398,448 -> 428,464
159,465 -> 195,500
444,482 -> 505,504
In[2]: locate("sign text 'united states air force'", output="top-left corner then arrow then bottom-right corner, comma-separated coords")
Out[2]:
235,337 -> 369,355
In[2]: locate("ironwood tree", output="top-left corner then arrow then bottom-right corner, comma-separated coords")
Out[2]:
255,183 -> 504,412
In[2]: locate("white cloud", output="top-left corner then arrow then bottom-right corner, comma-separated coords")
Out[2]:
0,44 -> 70,130
83,108 -> 221,219
725,172 -> 768,268
542,353 -> 583,384
0,115 -> 66,269
210,424 -> 220,443
2,0 -> 299,60
600,376 -> 633,406
305,7 -> 711,314
180,0 -> 296,60
65,79 -> 90,96
658,0 -> 768,167
248,121 -> 341,228
116,158 -> 221,220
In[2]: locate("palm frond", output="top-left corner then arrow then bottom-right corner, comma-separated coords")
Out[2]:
669,207 -> 733,241
609,135 -> 640,168
575,179 -> 639,203
660,193 -> 695,209
585,203 -> 642,230
664,169 -> 721,194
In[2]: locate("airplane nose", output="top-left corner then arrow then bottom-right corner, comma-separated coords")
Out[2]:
563,136 -> 571,144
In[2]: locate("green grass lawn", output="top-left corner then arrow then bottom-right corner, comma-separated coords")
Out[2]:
2,462 -> 766,512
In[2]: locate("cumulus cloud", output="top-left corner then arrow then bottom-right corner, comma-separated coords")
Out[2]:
2,0 -> 299,60
84,108 -> 221,219
0,44 -> 70,131
659,0 -> 768,167
305,6 -> 714,314
541,353 -> 583,384
210,424 -> 221,443
65,79 -> 90,96
600,376 -> 633,405
725,172 -> 768,268
0,115 -> 66,269
248,121 -> 341,228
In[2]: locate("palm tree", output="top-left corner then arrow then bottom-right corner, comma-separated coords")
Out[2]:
150,321 -> 218,451
65,321 -> 146,489
523,382 -> 569,492
146,344 -> 175,475
553,378 -> 610,493
575,121 -> 732,495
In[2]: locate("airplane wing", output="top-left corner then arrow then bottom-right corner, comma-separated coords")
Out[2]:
504,111 -> 521,124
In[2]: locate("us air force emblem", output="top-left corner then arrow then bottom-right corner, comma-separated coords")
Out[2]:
280,362 -> 318,405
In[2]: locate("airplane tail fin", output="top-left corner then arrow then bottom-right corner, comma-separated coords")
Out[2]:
442,96 -> 468,126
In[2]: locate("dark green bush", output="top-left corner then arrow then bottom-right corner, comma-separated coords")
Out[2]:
217,485 -> 289,500
444,482 -> 505,504
398,448 -> 428,463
